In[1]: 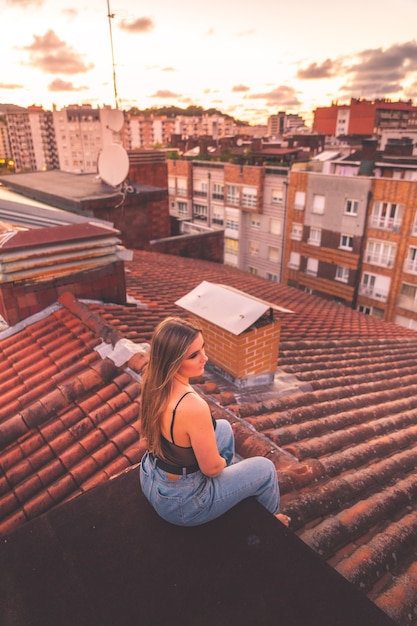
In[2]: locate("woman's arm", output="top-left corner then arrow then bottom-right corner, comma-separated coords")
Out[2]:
185,395 -> 226,477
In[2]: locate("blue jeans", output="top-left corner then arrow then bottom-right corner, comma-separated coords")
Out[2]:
139,419 -> 280,526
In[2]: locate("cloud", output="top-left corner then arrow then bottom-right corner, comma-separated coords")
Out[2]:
23,30 -> 94,74
62,8 -> 77,18
341,40 -> 417,97
0,82 -> 23,90
150,89 -> 181,98
6,0 -> 43,7
232,84 -> 250,93
237,29 -> 255,37
297,40 -> 417,101
297,58 -> 341,80
119,17 -> 154,33
48,78 -> 87,92
248,85 -> 301,107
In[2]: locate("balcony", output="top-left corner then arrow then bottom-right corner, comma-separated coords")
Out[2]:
358,285 -> 388,302
397,294 -> 417,312
370,216 -> 402,232
365,254 -> 394,268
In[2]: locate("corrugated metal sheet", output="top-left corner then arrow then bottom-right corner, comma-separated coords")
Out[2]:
175,280 -> 292,335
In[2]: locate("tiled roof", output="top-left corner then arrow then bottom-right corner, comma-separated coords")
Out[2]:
1,250 -> 417,625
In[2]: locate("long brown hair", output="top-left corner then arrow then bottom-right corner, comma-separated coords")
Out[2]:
140,316 -> 202,458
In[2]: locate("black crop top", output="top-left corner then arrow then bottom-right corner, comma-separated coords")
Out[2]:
159,391 -> 216,467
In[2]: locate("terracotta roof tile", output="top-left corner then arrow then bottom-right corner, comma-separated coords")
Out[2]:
1,250 -> 417,624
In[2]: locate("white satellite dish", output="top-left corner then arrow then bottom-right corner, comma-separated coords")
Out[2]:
98,144 -> 129,187
106,108 -> 124,132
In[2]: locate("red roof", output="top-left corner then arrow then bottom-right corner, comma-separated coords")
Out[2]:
0,249 -> 416,624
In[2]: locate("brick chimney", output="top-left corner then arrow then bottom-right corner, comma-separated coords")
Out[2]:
176,281 -> 289,387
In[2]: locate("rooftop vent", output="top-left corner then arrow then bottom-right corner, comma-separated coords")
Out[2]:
0,222 -> 129,326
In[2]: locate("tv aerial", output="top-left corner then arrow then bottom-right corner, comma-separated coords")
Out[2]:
107,0 -> 119,109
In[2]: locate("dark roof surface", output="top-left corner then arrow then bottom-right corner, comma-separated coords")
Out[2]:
1,466 -> 394,626
1,249 -> 417,625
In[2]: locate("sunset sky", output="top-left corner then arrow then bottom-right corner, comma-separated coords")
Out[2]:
1,0 -> 417,125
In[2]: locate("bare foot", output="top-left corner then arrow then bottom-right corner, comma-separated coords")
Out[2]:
275,513 -> 291,527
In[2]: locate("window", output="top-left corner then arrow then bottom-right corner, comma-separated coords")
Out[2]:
271,188 -> 283,204
358,305 -> 371,315
193,204 -> 207,221
270,219 -> 282,235
366,240 -> 396,267
306,257 -> 318,276
294,191 -> 305,210
371,201 -> 403,231
345,199 -> 359,215
212,183 -> 224,200
291,223 -> 303,240
225,238 -> 238,255
251,217 -> 261,229
226,218 -> 239,231
308,227 -> 321,246
405,246 -> 417,273
177,177 -> 187,196
288,251 -> 300,269
226,185 -> 239,205
312,194 -> 325,214
268,246 -> 279,262
249,241 -> 259,257
412,211 -> 417,235
212,210 -> 224,226
178,202 -> 188,216
267,273 -> 278,282
359,273 -> 389,301
249,267 -> 258,275
168,176 -> 176,194
340,234 -> 354,250
335,266 -> 349,282
193,180 -> 207,197
361,272 -> 376,296
242,186 -> 257,208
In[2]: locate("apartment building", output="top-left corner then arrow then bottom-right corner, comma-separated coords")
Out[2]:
0,117 -> 10,163
0,104 -> 58,172
267,111 -> 307,137
168,159 -> 288,279
283,169 -> 371,303
5,109 -> 36,172
282,153 -> 417,329
27,105 -> 59,171
313,98 -> 417,137
126,114 -> 176,149
174,114 -> 236,140
52,105 -> 125,174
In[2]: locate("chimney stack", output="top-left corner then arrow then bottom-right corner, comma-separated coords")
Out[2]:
176,281 -> 289,388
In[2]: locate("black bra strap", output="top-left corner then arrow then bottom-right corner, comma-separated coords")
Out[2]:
170,391 -> 194,443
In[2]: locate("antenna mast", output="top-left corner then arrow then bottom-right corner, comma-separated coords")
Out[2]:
106,0 -> 119,109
